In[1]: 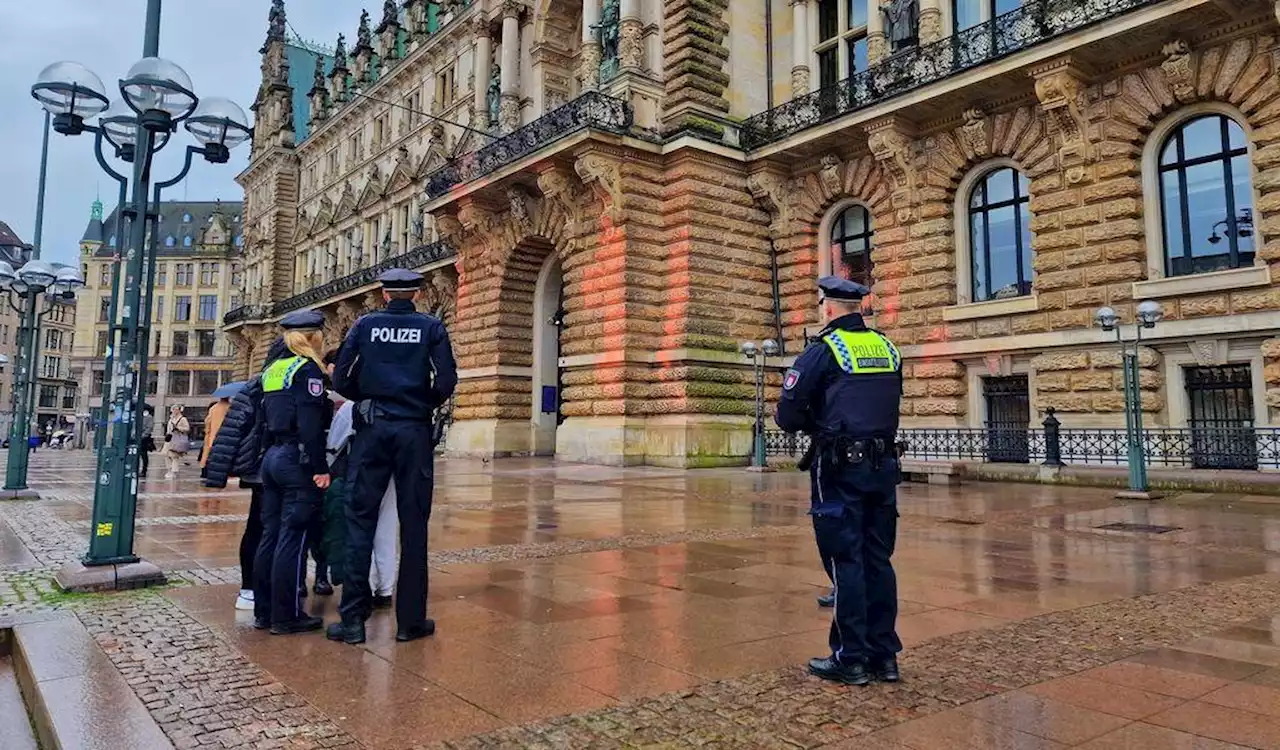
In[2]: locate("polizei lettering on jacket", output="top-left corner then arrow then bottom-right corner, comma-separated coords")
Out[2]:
370,327 -> 423,344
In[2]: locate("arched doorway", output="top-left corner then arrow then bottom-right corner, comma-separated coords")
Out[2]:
531,254 -> 563,455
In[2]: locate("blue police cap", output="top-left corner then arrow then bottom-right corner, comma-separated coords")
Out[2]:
279,309 -> 325,331
378,268 -> 423,291
817,275 -> 870,301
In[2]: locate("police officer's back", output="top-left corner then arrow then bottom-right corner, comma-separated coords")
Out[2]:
327,268 -> 457,645
776,276 -> 904,686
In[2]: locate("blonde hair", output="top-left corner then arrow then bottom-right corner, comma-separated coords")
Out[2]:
283,330 -> 327,373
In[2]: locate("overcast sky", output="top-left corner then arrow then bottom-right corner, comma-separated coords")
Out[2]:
0,0 -> 373,268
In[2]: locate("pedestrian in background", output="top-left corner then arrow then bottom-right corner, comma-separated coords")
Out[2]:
163,405 -> 191,479
140,405 -> 156,476
776,276 -> 904,687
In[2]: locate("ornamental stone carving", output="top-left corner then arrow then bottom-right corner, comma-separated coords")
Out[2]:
918,6 -> 943,44
574,152 -> 625,222
507,186 -> 534,232
791,66 -> 811,98
619,18 -> 644,70
818,154 -> 843,197
499,94 -> 521,133
1031,61 -> 1091,166
1161,39 -> 1196,102
959,106 -> 989,158
536,165 -> 586,221
864,117 -> 917,220
747,171 -> 792,240
579,44 -> 602,91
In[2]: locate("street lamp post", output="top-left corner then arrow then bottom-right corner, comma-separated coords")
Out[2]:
741,339 -> 780,470
2,263 -> 85,496
30,2 -> 252,584
1094,300 -> 1164,498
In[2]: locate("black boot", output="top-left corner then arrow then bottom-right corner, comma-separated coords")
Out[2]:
874,657 -> 900,683
395,619 -> 436,642
326,619 -> 366,645
817,588 -> 835,608
372,594 -> 393,609
270,615 -> 324,635
808,657 -> 872,686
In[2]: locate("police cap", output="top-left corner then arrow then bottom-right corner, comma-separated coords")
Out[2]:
279,310 -> 325,331
817,275 -> 870,301
378,268 -> 423,291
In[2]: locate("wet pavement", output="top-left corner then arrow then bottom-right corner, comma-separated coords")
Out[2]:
1,450 -> 1279,748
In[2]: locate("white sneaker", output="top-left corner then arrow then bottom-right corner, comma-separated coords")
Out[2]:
234,590 -> 255,610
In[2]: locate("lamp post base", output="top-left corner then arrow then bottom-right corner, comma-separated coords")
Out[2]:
1115,489 -> 1162,501
55,559 -> 167,593
0,488 -> 41,500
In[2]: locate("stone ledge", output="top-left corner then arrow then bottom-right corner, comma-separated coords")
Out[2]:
1132,264 -> 1271,300
941,294 -> 1040,322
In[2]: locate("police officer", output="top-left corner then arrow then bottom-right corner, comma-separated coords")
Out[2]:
326,268 -> 458,645
776,276 -> 904,686
255,310 -> 332,635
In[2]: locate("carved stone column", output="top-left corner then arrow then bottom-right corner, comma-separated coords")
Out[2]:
918,0 -> 943,45
499,1 -> 523,133
580,0 -> 602,90
619,0 -> 644,71
867,0 -> 887,65
472,16 -> 492,129
791,0 -> 811,96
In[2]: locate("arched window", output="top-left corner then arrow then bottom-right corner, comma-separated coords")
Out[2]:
968,166 -> 1032,302
828,204 -> 874,287
182,236 -> 193,247
181,213 -> 191,223
164,236 -> 175,247
1158,114 -> 1255,277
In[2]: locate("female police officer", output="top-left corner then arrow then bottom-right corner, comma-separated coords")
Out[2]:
253,310 -> 332,635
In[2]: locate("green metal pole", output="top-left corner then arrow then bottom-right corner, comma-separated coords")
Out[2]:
1129,336 -> 1149,491
84,0 -> 162,565
4,293 -> 40,492
96,182 -> 129,451
753,354 -> 766,467
31,112 -> 50,258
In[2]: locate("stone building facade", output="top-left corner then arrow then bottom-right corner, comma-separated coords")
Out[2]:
228,0 -> 1280,466
77,200 -> 245,441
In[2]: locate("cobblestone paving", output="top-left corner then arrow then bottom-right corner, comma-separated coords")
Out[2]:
78,592 -> 361,750
423,574 -> 1280,750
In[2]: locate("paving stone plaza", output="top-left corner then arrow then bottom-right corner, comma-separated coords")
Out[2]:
1,450 -> 1278,749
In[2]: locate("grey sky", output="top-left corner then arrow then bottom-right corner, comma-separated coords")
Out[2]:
0,0 -> 374,267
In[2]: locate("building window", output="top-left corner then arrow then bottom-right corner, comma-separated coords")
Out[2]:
406,90 -> 422,127
182,212 -> 192,223
99,298 -> 111,322
38,385 -> 57,409
814,0 -> 868,89
91,370 -> 105,397
373,111 -> 389,146
197,330 -> 216,357
198,295 -> 217,321
175,263 -> 193,286
200,262 -> 217,285
62,387 -> 76,410
45,329 -> 62,350
195,370 -> 219,395
175,295 -> 191,321
155,296 -> 164,321
172,331 -> 189,356
1158,114 -> 1255,278
146,370 -> 159,395
41,356 -> 61,379
108,234 -> 116,246
157,263 -> 168,286
165,236 -> 175,247
968,166 -> 1033,302
953,0 -> 1021,32
183,235 -> 193,247
231,264 -> 243,287
168,370 -> 191,396
828,204 -> 874,288
99,264 -> 111,285
435,65 -> 455,108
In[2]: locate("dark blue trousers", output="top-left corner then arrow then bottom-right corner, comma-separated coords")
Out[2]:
254,445 -> 321,626
339,418 -> 434,629
810,457 -> 902,666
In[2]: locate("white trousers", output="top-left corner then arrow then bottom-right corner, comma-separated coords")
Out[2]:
369,480 -> 400,596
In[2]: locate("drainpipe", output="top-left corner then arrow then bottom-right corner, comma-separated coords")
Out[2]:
765,0 -> 774,110
769,234 -> 784,356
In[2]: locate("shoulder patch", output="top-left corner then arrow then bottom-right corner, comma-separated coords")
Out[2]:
783,368 -> 801,390
308,378 -> 324,397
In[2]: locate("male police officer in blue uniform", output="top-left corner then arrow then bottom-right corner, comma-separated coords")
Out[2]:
776,276 -> 904,686
327,268 -> 458,645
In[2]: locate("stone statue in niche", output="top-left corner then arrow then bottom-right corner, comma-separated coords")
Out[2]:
880,0 -> 919,53
597,0 -> 621,69
486,64 -> 502,128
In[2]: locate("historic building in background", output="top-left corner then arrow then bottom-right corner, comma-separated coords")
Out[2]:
228,0 -> 1280,467
77,200 -> 246,441
0,220 -> 34,437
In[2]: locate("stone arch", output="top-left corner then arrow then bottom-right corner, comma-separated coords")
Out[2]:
952,156 -> 1036,306
532,0 -> 585,109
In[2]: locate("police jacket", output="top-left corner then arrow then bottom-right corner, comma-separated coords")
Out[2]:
204,338 -> 290,488
775,313 -> 903,440
261,355 -> 332,473
331,299 -> 458,420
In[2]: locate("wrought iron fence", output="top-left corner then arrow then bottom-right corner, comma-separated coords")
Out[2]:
221,240 -> 456,325
765,425 -> 1280,471
423,91 -> 634,199
740,0 -> 1160,149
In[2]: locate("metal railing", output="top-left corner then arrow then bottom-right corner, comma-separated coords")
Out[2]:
221,240 -> 455,325
766,418 -> 1280,471
423,91 -> 634,199
741,0 -> 1161,149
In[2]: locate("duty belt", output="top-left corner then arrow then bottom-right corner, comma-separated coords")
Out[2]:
819,436 -> 908,469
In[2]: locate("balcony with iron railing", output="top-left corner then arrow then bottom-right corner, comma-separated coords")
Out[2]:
741,0 -> 1207,151
222,239 -> 455,325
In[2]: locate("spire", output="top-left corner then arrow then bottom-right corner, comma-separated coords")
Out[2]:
332,33 -> 349,72
90,199 -> 103,222
378,0 -> 400,32
80,198 -> 106,246
262,0 -> 287,54
356,9 -> 373,52
309,54 -> 327,96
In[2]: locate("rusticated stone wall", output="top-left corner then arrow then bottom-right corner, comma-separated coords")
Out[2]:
1033,348 -> 1162,416
662,0 -> 732,133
